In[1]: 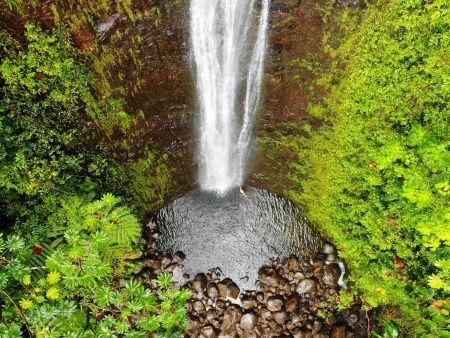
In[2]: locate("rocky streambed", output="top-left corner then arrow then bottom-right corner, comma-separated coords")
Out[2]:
136,221 -> 374,338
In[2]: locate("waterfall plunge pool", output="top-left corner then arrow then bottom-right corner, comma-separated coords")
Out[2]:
152,186 -> 327,291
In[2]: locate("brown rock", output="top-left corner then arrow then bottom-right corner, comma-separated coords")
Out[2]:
266,296 -> 284,312
207,283 -> 220,299
312,320 -> 322,335
200,324 -> 218,338
260,308 -> 272,320
273,311 -> 287,324
291,313 -> 302,326
296,279 -> 317,294
143,258 -> 161,271
322,264 -> 341,288
240,312 -> 258,331
186,315 -> 201,336
161,253 -> 173,268
173,250 -> 186,262
326,254 -> 338,262
294,271 -> 306,280
164,262 -> 178,272
221,305 -> 242,334
241,297 -> 258,310
323,243 -> 336,255
293,331 -> 313,338
192,273 -> 208,292
193,300 -> 205,314
330,326 -> 346,338
206,309 -> 217,321
288,257 -> 301,270
218,278 -> 240,299
326,315 -> 337,325
285,295 -> 300,312
258,266 -> 288,287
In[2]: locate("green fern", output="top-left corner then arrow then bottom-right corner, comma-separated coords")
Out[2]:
104,206 -> 141,250
46,194 -> 141,262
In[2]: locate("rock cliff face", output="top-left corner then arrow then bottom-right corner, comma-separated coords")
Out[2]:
0,0 -> 336,204
251,0 -> 330,194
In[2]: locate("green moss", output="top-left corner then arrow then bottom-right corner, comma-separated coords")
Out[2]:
116,147 -> 172,217
286,0 -> 450,332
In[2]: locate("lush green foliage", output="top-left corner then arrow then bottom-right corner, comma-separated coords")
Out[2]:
0,196 -> 190,337
0,21 -> 171,238
278,0 -> 450,333
372,321 -> 400,338
0,23 -> 118,238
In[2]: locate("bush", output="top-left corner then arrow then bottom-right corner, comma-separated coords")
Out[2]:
0,195 -> 190,337
285,0 -> 450,332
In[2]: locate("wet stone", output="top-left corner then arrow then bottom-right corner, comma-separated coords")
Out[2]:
193,300 -> 205,314
207,283 -> 220,299
240,312 -> 258,331
258,266 -> 285,287
330,326 -> 346,338
323,243 -> 336,255
273,310 -> 287,324
267,296 -> 284,312
322,264 -> 341,288
296,279 -> 317,295
221,306 -> 242,334
241,297 -> 258,310
285,295 -> 300,313
200,324 -> 218,338
143,258 -> 161,271
173,250 -> 186,262
218,278 -> 240,299
193,273 -> 208,292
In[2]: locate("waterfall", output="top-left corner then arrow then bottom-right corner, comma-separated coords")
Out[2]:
190,0 -> 270,193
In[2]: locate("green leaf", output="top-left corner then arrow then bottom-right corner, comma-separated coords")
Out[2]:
156,273 -> 172,288
116,320 -> 129,334
95,286 -> 113,307
428,275 -> 445,289
135,315 -> 160,331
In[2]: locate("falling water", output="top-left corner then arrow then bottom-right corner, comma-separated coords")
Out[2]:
190,0 -> 270,193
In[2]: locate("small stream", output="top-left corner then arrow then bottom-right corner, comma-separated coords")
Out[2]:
153,186 -> 325,290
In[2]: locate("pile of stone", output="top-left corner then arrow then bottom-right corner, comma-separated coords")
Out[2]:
137,223 -> 371,337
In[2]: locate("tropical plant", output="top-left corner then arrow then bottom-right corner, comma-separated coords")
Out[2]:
0,195 -> 190,337
271,0 -> 450,333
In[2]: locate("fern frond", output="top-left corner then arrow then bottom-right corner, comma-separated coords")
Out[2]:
105,206 -> 141,248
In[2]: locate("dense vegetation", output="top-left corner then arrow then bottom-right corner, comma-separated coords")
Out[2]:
2,0 -> 449,336
281,0 -> 450,335
0,2 -> 182,336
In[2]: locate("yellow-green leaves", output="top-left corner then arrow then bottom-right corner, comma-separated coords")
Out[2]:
19,299 -> 34,309
428,275 -> 445,290
46,287 -> 60,300
46,271 -> 61,285
22,275 -> 31,286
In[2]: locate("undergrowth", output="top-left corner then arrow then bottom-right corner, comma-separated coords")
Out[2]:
275,0 -> 450,335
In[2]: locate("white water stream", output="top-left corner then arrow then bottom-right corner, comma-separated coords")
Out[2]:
190,0 -> 270,193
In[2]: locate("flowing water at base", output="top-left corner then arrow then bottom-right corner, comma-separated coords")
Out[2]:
153,187 -> 324,290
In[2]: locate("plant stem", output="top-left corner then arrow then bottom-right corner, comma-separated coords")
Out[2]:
1,290 -> 33,337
